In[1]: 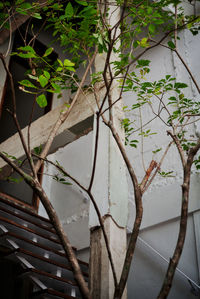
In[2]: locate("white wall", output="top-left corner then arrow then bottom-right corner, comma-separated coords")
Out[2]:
40,131 -> 93,250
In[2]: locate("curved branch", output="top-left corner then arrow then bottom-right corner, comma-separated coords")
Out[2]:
0,151 -> 90,299
35,49 -> 97,173
0,53 -> 36,178
34,153 -> 118,289
157,139 -> 200,299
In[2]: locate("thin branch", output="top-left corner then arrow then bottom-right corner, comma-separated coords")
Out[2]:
157,139 -> 200,299
0,151 -> 90,299
150,39 -> 200,95
142,141 -> 173,194
174,49 -> 200,94
4,10 -> 12,58
34,49 -> 98,173
167,131 -> 186,166
0,53 -> 36,178
27,95 -> 37,156
140,160 -> 157,192
139,106 -> 146,172
33,153 -> 118,289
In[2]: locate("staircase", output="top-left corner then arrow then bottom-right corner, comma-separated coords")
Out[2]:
0,193 -> 89,299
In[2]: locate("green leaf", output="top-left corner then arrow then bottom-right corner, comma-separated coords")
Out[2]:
152,148 -> 162,154
19,79 -> 37,88
8,176 -> 23,183
43,47 -> 53,57
19,2 -> 32,9
51,82 -> 61,92
65,2 -> 74,18
36,94 -> 47,108
43,71 -> 50,80
18,46 -> 36,54
57,59 -> 63,66
66,66 -> 75,72
140,37 -> 149,48
149,24 -> 155,34
64,59 -> 75,67
34,145 -> 42,155
137,60 -> 150,67
18,52 -> 36,58
27,74 -> 38,80
168,41 -> 175,49
32,13 -> 42,19
39,75 -> 48,87
174,82 -> 188,89
75,0 -> 88,5
158,171 -> 175,178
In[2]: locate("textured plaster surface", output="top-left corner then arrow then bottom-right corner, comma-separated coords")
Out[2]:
40,132 -> 93,249
123,31 -> 200,229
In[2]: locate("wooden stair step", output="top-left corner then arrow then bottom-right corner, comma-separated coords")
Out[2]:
0,193 -> 52,226
31,287 -> 80,299
0,230 -> 85,270
0,215 -> 63,249
0,205 -> 57,236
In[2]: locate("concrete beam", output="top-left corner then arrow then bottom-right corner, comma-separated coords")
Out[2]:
0,88 -> 101,169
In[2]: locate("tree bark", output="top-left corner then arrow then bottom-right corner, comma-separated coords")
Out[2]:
0,152 -> 90,299
157,139 -> 200,299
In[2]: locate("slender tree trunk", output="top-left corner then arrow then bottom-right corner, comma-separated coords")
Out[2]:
0,152 -> 90,299
157,173 -> 189,299
157,139 -> 200,299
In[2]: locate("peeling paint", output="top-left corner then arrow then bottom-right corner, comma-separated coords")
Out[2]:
61,209 -> 89,225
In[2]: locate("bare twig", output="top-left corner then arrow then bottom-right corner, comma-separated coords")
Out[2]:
175,49 -> 200,94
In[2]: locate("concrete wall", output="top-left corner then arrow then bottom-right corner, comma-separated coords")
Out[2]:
40,131 -> 93,250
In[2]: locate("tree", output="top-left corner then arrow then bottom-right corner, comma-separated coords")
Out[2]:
0,0 -> 200,298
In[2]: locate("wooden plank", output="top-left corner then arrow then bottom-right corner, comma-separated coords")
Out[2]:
25,268 -> 77,286
31,288 -> 78,299
0,205 -> 56,235
18,247 -> 88,278
0,231 -> 79,263
0,191 -> 40,215
0,215 -> 61,245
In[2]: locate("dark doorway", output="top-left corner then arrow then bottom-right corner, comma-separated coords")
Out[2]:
0,29 -> 56,208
